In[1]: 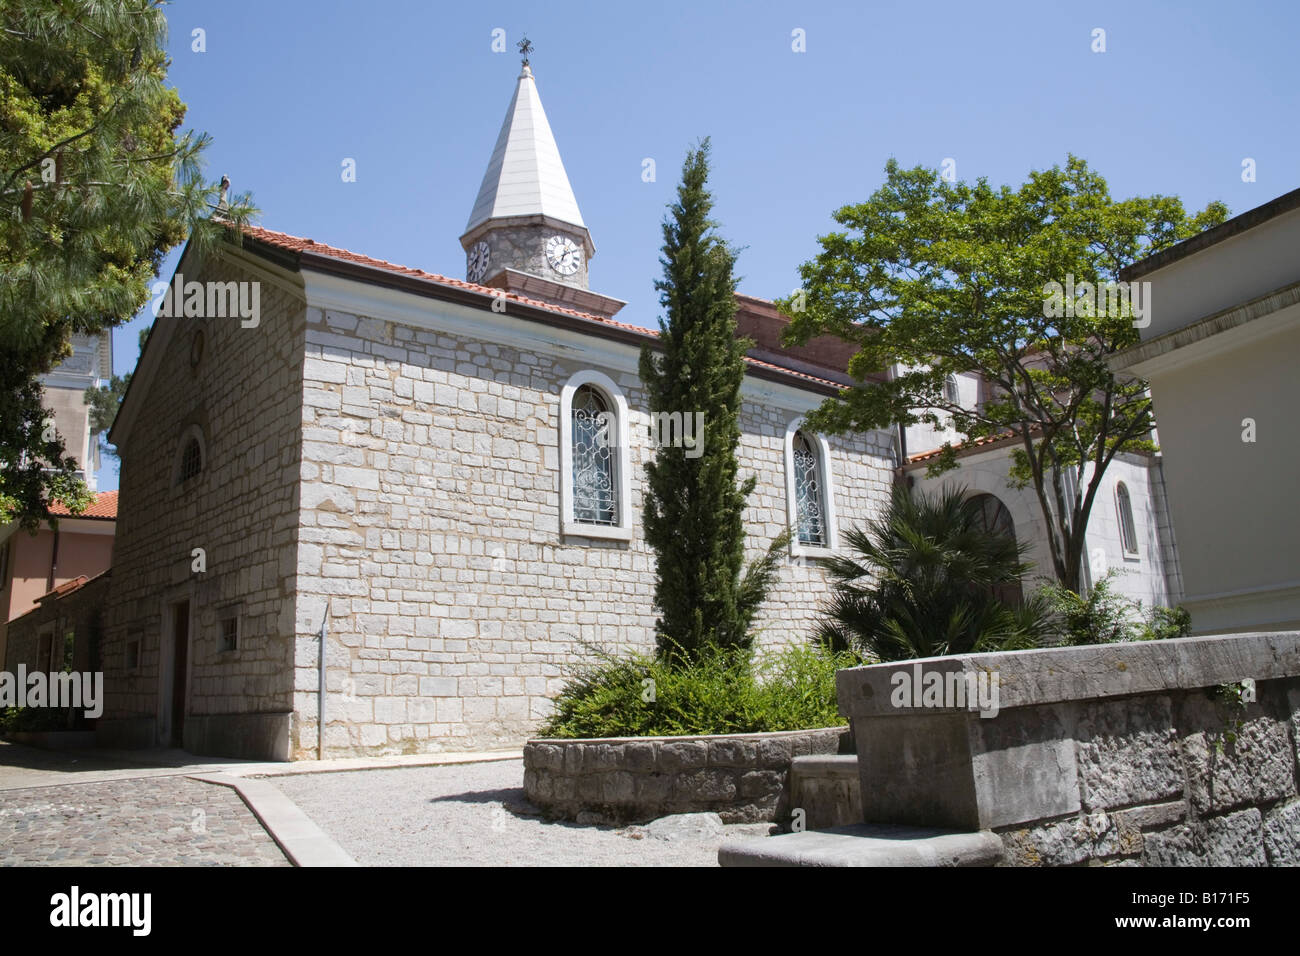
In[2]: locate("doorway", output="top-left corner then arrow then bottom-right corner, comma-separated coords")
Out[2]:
169,600 -> 189,748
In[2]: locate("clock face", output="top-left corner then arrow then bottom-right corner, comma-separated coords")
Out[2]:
467,241 -> 491,283
545,235 -> 582,276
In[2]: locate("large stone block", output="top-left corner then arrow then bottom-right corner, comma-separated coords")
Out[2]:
658,740 -> 708,772
1144,808 -> 1266,866
1076,694 -> 1182,811
1262,799 -> 1300,866
1179,695 -> 1296,814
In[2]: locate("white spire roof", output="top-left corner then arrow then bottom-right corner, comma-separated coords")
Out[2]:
464,65 -> 586,235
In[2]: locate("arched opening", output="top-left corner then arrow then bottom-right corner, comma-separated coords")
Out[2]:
969,492 -> 1023,606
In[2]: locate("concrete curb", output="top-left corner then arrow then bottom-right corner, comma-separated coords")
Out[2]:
231,748 -> 523,778
189,772 -> 358,867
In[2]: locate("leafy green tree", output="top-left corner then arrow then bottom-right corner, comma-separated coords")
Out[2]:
818,484 -> 1048,660
640,139 -> 784,662
1,0 -> 256,529
780,156 -> 1227,592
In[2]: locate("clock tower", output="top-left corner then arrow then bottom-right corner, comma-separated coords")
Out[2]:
459,40 -> 625,320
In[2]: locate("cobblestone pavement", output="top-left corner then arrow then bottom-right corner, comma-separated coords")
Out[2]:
272,758 -> 771,866
0,776 -> 290,866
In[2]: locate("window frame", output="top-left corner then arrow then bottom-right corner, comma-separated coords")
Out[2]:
559,370 -> 633,542
171,423 -> 207,490
784,418 -> 838,559
1116,481 -> 1140,559
218,613 -> 240,655
944,374 -> 961,406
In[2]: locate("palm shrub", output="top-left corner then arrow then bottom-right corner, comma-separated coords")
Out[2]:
817,484 -> 1049,660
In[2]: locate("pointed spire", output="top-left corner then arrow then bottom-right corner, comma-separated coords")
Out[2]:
463,60 -> 586,235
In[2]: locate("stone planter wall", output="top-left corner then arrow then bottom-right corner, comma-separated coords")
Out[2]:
523,726 -> 850,824
836,631 -> 1300,867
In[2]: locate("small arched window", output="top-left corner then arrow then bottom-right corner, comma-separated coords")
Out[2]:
1116,482 -> 1139,556
559,370 -> 633,541
785,421 -> 837,556
944,374 -> 961,406
179,438 -> 202,483
172,424 -> 206,489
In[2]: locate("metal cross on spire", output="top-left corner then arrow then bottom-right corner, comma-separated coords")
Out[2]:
517,35 -> 533,67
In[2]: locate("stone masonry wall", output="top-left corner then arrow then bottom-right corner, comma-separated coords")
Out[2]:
102,253 -> 306,748
997,678 -> 1300,866
292,302 -> 895,758
838,633 -> 1300,867
522,727 -> 850,824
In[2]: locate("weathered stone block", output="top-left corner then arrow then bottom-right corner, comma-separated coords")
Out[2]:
658,740 -> 708,772
1076,694 -> 1182,811
1181,697 -> 1295,813
1144,808 -> 1266,866
1262,799 -> 1300,865
737,770 -> 782,800
1000,818 -> 1096,867
604,771 -> 635,804
528,743 -> 563,773
756,736 -> 793,769
585,743 -> 621,771
708,738 -> 757,768
623,741 -> 657,772
672,769 -> 737,805
633,772 -> 673,806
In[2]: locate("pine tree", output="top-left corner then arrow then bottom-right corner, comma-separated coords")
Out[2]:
640,140 -> 781,662
0,0 -> 257,528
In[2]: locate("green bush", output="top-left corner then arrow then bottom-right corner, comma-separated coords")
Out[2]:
1035,571 -> 1192,645
0,706 -> 75,734
537,642 -> 858,739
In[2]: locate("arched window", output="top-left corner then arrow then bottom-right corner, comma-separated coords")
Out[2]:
172,424 -> 206,488
968,492 -> 1023,606
784,420 -> 837,556
180,438 -> 202,482
1116,482 -> 1139,556
559,370 -> 632,541
944,374 -> 961,406
792,432 -> 826,546
571,386 -> 616,525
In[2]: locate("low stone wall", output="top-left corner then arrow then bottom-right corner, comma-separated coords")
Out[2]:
523,727 -> 850,824
837,631 -> 1300,866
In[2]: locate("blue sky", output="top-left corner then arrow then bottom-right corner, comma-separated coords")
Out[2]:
96,0 -> 1300,489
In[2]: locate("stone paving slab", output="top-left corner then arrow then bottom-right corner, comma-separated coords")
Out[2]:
0,776 -> 290,867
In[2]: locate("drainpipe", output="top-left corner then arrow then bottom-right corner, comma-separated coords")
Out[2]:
318,599 -> 329,761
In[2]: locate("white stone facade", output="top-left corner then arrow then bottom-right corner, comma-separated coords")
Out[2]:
289,282 -> 895,758
99,243 -> 895,759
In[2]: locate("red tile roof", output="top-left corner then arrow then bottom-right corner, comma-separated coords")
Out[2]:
236,225 -> 848,393
47,490 -> 118,520
906,431 -> 1026,465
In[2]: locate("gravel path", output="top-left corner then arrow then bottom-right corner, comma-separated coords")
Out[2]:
269,758 -> 772,866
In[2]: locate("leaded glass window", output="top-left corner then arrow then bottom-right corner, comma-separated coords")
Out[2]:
571,386 -> 617,525
793,431 -> 826,547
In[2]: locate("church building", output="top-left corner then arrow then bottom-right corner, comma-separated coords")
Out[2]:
8,56 -> 1177,760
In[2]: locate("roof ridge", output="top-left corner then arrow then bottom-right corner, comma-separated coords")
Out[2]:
236,224 -> 847,392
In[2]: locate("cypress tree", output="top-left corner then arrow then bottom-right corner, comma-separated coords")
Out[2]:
641,139 -> 778,662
